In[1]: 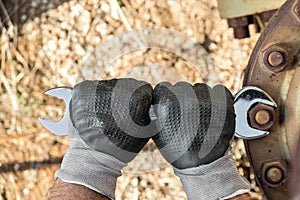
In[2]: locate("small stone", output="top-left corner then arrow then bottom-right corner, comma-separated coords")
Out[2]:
47,40 -> 57,51
101,3 -> 110,13
140,179 -> 147,188
208,42 -> 217,51
186,29 -> 193,36
31,1 -> 37,7
78,10 -> 91,34
71,4 -> 84,16
58,39 -> 68,48
131,178 -> 138,186
23,188 -> 30,195
96,23 -> 108,35
74,44 -> 86,56
21,14 -> 27,22
61,22 -> 68,30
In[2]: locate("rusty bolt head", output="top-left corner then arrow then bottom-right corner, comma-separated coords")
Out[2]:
267,167 -> 283,184
255,110 -> 271,125
261,161 -> 287,188
228,16 -> 249,27
249,103 -> 275,131
268,51 -> 284,67
294,3 -> 300,19
227,17 -> 250,39
262,44 -> 288,72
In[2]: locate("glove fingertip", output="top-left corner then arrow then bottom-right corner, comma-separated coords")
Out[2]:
213,85 -> 234,99
173,81 -> 192,88
154,81 -> 172,90
193,82 -> 211,91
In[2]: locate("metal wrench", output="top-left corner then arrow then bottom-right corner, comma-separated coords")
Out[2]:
38,87 -> 72,136
39,86 -> 277,139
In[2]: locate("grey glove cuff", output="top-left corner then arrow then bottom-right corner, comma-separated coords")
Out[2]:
173,151 -> 250,200
55,136 -> 126,200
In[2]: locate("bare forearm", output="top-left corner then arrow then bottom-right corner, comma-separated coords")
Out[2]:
229,193 -> 251,200
47,179 -> 110,200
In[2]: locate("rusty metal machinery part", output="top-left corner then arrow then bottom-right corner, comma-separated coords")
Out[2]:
227,10 -> 277,39
243,0 -> 300,199
217,0 -> 285,19
290,136 -> 300,199
217,0 -> 286,38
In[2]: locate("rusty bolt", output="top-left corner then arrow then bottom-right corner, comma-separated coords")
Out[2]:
227,16 -> 250,39
294,3 -> 300,19
249,103 -> 275,131
267,167 -> 283,184
255,110 -> 271,125
262,44 -> 288,72
261,161 -> 287,188
268,51 -> 284,67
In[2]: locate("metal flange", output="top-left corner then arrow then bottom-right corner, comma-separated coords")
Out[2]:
243,0 -> 300,199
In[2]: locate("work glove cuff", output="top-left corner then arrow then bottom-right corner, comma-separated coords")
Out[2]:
55,125 -> 126,200
173,151 -> 250,200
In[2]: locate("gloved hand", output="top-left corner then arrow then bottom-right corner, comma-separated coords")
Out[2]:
152,82 -> 250,200
55,78 -> 153,199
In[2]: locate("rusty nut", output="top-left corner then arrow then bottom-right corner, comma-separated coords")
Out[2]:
262,44 -> 289,72
227,16 -> 250,39
249,103 -> 275,131
261,160 -> 287,188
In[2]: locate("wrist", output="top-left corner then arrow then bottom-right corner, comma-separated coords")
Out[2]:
48,179 -> 110,200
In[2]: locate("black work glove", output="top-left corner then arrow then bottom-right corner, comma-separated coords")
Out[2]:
152,82 -> 250,200
55,78 -> 153,199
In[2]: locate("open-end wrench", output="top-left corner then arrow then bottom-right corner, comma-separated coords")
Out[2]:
233,86 -> 277,139
38,87 -> 72,136
39,86 -> 277,139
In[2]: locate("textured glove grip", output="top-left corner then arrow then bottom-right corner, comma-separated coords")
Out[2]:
70,79 -> 153,162
153,82 -> 235,169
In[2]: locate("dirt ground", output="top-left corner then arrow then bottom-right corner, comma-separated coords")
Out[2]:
0,0 -> 263,199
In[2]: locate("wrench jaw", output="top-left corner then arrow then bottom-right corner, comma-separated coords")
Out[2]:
38,117 -> 69,136
39,87 -> 72,136
234,86 -> 277,140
